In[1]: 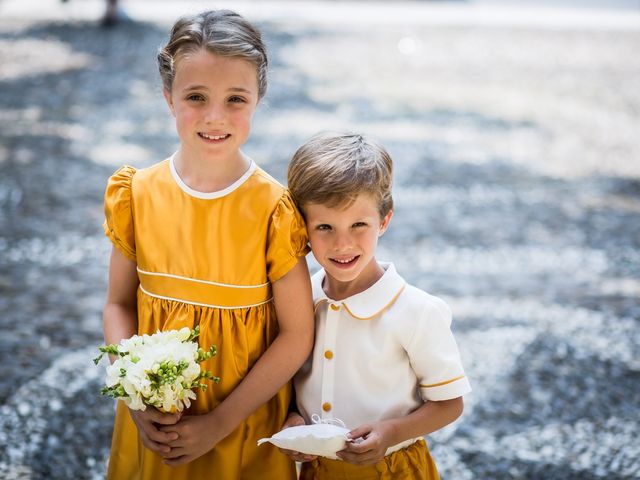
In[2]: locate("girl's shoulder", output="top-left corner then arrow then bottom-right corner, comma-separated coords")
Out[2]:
251,164 -> 285,190
106,158 -> 168,190
129,158 -> 169,185
244,164 -> 291,207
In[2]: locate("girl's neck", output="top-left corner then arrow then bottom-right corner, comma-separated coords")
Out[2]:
173,149 -> 251,193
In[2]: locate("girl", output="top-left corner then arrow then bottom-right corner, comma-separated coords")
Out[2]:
102,10 -> 314,479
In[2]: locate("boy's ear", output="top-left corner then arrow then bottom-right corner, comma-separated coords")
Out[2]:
163,88 -> 176,116
379,209 -> 393,236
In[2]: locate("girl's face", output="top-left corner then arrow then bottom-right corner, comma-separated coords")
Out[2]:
164,49 -> 259,164
304,193 -> 393,299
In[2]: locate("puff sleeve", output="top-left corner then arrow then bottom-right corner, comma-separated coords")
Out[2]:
266,191 -> 310,283
405,295 -> 471,401
103,165 -> 136,262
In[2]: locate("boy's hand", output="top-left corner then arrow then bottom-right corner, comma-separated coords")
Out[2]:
278,412 -> 318,463
128,408 -> 181,455
337,421 -> 394,466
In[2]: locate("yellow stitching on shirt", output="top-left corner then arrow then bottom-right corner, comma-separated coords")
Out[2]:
341,284 -> 406,320
420,374 -> 466,388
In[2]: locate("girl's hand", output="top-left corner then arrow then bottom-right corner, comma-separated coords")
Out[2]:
278,412 -> 318,463
337,421 -> 394,466
128,408 -> 181,455
160,413 -> 226,466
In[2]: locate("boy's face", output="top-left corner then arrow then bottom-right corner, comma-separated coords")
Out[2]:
305,193 -> 392,297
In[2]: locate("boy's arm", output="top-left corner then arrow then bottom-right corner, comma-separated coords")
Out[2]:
337,397 -> 464,466
162,257 -> 315,466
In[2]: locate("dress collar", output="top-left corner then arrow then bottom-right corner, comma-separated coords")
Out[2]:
311,262 -> 406,320
169,152 -> 256,200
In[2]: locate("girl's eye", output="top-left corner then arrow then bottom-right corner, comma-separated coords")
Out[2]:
316,224 -> 331,231
228,96 -> 246,104
186,94 -> 205,102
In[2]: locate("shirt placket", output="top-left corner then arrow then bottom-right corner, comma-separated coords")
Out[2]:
320,302 -> 340,421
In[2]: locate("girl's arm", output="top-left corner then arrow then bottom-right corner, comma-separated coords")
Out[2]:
162,257 -> 315,466
337,397 -> 464,466
103,246 -> 138,346
103,247 -> 181,454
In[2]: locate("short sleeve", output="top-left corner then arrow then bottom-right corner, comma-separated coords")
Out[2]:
103,165 -> 136,262
405,296 -> 471,401
266,191 -> 310,283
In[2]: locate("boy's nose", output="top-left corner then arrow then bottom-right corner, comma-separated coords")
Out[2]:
333,232 -> 353,250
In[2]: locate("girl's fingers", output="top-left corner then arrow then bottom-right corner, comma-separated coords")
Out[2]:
278,448 -> 316,462
151,411 -> 182,425
292,453 -> 316,462
139,431 -> 171,455
146,427 -> 179,444
161,445 -> 185,459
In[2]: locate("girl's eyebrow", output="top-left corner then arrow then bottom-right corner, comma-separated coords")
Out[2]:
182,85 -> 253,94
228,87 -> 253,94
183,84 -> 208,92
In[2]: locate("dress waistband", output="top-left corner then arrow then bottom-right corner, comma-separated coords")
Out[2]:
137,268 -> 272,309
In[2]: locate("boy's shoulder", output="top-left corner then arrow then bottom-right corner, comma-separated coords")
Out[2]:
376,264 -> 452,326
396,281 -> 452,323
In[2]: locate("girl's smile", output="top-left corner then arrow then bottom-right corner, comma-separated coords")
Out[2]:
164,49 -> 259,166
199,132 -> 230,142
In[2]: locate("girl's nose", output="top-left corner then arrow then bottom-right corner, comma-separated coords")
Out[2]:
204,103 -> 225,124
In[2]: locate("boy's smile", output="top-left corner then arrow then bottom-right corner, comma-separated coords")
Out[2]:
304,193 -> 392,300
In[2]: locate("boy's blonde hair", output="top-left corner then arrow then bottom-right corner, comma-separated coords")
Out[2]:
287,133 -> 393,218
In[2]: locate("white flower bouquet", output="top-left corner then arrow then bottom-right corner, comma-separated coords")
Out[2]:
93,326 -> 219,413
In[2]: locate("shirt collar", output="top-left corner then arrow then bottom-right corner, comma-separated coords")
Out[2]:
311,262 -> 406,320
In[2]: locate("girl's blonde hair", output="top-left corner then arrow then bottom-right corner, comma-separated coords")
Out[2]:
157,10 -> 268,98
287,133 -> 394,218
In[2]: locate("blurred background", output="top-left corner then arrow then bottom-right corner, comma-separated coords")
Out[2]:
0,0 -> 639,478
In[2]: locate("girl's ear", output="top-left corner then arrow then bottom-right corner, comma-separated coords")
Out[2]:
163,88 -> 176,116
379,209 -> 393,236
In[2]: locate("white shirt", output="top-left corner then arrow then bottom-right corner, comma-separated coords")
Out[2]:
294,262 -> 471,454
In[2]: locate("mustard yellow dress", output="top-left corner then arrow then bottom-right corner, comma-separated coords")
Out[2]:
102,157 -> 309,480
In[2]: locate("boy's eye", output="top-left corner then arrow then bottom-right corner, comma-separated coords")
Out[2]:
228,96 -> 246,104
186,94 -> 205,102
352,222 -> 367,228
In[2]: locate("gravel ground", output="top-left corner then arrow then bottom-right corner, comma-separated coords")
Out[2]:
0,1 -> 639,479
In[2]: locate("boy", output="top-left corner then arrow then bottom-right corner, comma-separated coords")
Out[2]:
283,133 -> 471,479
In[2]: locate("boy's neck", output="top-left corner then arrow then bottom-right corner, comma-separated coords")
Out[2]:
322,258 -> 386,301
